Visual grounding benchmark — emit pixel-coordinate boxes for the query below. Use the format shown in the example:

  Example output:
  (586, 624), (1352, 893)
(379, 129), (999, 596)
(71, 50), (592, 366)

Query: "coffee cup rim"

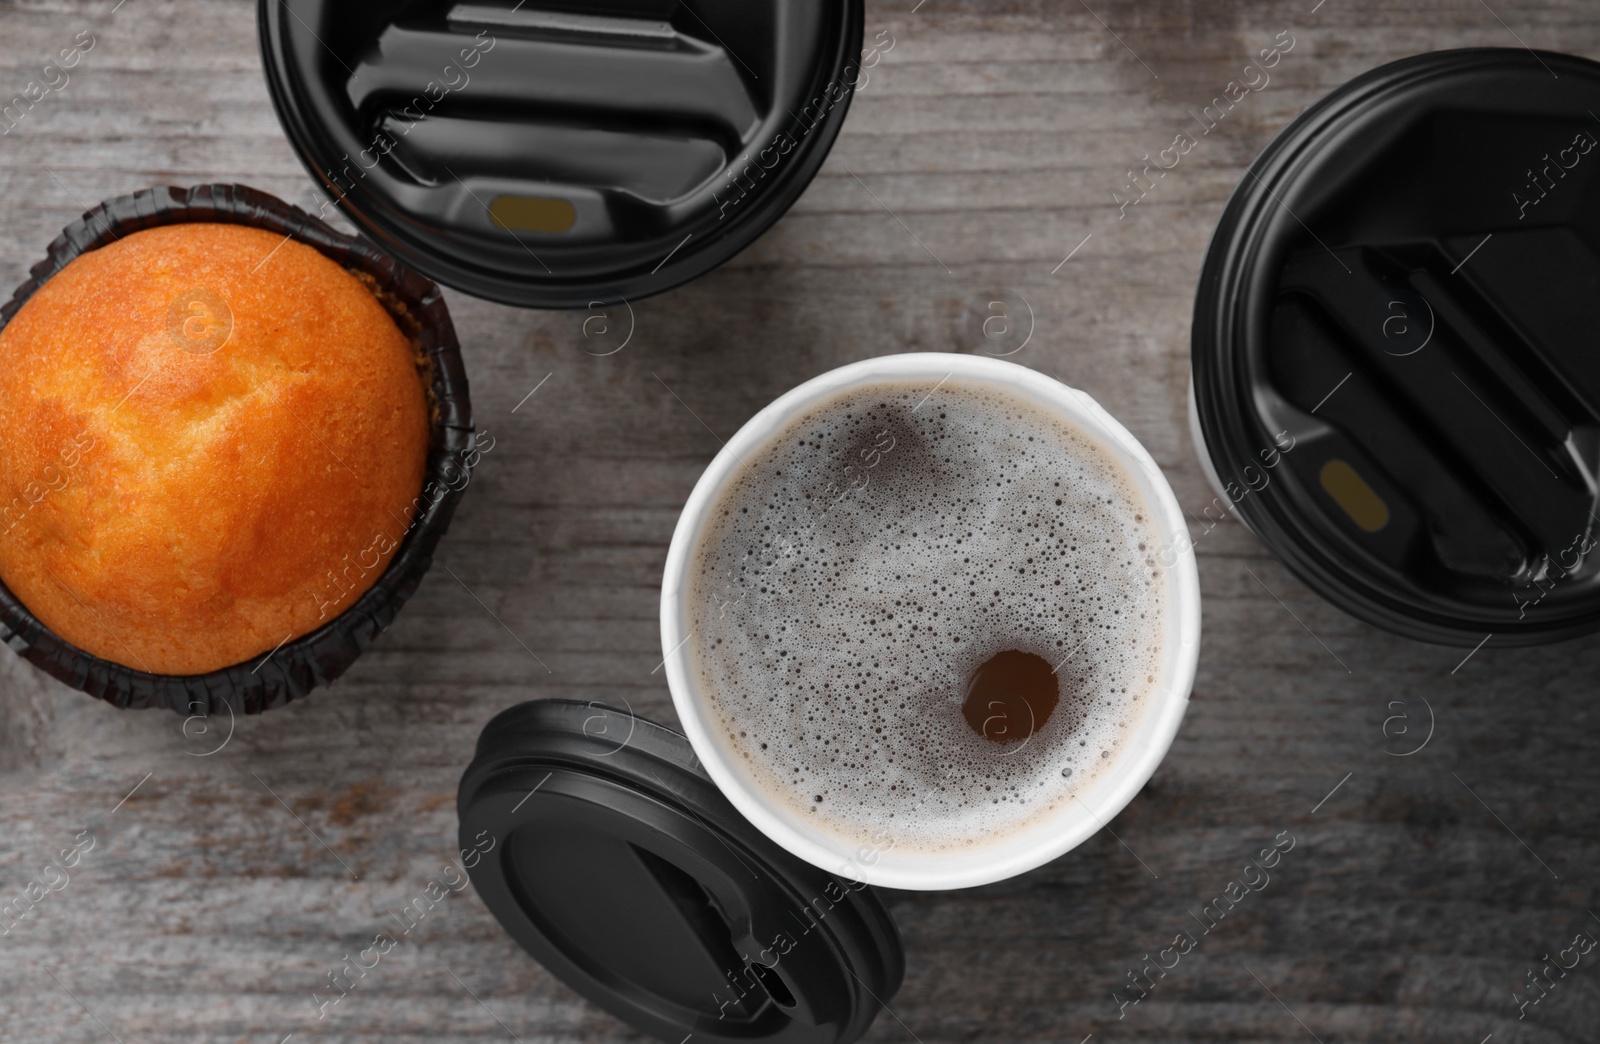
(661, 352), (1201, 890)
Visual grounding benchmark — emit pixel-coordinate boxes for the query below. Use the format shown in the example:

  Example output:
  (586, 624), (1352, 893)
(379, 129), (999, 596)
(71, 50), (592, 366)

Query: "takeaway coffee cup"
(660, 353), (1202, 890)
(260, 0), (866, 308)
(1190, 48), (1600, 646)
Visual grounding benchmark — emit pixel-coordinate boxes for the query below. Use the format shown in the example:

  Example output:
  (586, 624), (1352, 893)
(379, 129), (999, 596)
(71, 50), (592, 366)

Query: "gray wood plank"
(2, 1), (1598, 1042)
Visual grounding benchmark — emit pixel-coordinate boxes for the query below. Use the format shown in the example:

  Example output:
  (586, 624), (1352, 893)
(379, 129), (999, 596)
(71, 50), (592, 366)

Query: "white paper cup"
(661, 353), (1201, 890)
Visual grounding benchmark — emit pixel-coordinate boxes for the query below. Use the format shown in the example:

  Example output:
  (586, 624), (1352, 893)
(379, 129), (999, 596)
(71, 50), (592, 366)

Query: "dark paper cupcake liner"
(0, 184), (475, 716)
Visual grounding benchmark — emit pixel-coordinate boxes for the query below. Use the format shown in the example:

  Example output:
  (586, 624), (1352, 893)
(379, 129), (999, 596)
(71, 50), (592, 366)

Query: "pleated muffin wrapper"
(0, 184), (475, 715)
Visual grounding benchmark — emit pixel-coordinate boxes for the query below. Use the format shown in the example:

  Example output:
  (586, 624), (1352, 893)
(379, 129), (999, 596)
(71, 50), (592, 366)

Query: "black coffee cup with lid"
(259, 0), (865, 308)
(1191, 48), (1600, 646)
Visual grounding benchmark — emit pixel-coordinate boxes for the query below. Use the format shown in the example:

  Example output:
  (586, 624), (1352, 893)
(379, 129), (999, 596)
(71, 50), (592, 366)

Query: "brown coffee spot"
(962, 650), (1058, 745)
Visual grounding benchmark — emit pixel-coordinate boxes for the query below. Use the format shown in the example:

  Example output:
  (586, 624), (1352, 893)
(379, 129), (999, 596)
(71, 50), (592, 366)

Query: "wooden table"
(2, 1), (1598, 1041)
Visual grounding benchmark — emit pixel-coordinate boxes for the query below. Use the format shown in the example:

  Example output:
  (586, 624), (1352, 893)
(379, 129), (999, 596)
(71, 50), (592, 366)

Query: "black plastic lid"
(258, 0), (864, 309)
(457, 700), (904, 1044)
(1193, 49), (1600, 646)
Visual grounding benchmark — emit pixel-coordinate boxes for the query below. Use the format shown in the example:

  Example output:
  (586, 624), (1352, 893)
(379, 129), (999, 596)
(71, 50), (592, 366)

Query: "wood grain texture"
(2, 1), (1599, 1041)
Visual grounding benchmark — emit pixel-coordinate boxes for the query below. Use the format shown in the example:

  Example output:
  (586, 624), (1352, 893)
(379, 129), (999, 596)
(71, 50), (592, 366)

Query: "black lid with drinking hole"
(457, 700), (904, 1044)
(1192, 48), (1600, 646)
(258, 0), (863, 309)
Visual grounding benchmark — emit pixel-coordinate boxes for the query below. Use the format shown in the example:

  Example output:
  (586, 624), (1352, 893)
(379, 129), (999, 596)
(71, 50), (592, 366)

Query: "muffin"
(0, 199), (453, 689)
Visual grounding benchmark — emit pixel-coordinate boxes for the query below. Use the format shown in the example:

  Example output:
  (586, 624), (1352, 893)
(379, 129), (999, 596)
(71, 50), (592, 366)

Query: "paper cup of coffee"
(662, 353), (1200, 890)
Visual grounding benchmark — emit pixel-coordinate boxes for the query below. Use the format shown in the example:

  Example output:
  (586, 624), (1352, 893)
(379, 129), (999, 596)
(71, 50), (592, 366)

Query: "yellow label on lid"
(1319, 458), (1390, 533)
(489, 196), (577, 234)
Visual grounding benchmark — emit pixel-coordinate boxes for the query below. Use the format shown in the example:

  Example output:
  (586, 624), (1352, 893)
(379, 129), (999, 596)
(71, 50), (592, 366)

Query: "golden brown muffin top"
(0, 222), (430, 675)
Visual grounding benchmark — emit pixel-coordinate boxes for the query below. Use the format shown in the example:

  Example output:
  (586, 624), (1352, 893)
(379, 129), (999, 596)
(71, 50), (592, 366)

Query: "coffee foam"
(686, 376), (1168, 853)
